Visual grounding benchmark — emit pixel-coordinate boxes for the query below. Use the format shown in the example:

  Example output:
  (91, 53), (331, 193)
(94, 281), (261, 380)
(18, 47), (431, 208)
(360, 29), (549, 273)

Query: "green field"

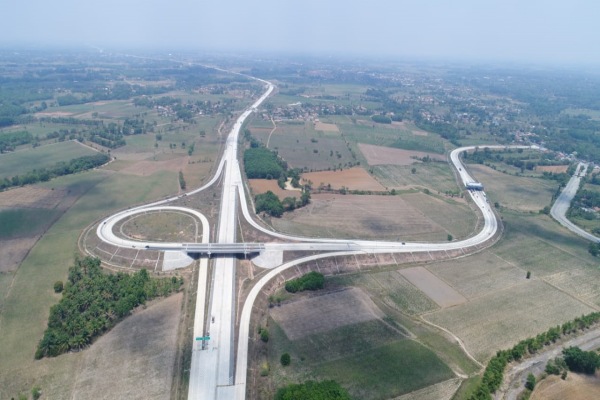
(372, 162), (461, 194)
(267, 317), (453, 400)
(0, 208), (62, 239)
(316, 341), (454, 400)
(0, 141), (97, 179)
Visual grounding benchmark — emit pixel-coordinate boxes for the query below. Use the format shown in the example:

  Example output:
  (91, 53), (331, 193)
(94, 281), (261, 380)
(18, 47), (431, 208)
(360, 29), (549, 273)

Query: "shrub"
(285, 271), (324, 293)
(280, 353), (291, 366)
(53, 281), (63, 293)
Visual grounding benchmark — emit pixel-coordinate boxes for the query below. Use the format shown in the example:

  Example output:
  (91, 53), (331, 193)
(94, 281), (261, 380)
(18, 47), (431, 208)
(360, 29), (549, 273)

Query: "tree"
(411, 167), (417, 174)
(447, 234), (453, 241)
(526, 271), (531, 279)
(525, 373), (536, 391)
(255, 191), (284, 217)
(562, 346), (600, 374)
(259, 327), (269, 343)
(53, 281), (64, 293)
(280, 353), (291, 366)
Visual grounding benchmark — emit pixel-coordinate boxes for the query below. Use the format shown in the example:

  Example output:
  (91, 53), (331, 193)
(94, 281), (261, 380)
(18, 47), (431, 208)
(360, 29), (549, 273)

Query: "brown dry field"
(531, 372), (600, 400)
(71, 293), (182, 400)
(271, 192), (474, 241)
(314, 121), (339, 132)
(269, 287), (383, 340)
(301, 167), (386, 191)
(424, 280), (595, 361)
(271, 193), (441, 240)
(399, 267), (467, 308)
(536, 165), (569, 173)
(0, 186), (67, 209)
(35, 111), (74, 117)
(119, 157), (188, 176)
(426, 250), (526, 300)
(358, 143), (446, 166)
(248, 179), (301, 199)
(395, 378), (461, 400)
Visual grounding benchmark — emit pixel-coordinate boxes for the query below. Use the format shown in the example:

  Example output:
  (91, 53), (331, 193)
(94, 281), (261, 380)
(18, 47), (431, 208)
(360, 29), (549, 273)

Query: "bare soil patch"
(399, 267), (467, 308)
(358, 143), (446, 166)
(35, 111), (74, 117)
(119, 157), (187, 176)
(531, 372), (600, 400)
(71, 293), (183, 400)
(0, 186), (67, 209)
(314, 121), (339, 132)
(248, 179), (301, 199)
(536, 165), (569, 173)
(302, 167), (385, 191)
(270, 287), (383, 340)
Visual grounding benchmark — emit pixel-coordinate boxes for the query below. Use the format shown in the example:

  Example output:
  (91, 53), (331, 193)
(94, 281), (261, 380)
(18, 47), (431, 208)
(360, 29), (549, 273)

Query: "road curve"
(550, 162), (600, 243)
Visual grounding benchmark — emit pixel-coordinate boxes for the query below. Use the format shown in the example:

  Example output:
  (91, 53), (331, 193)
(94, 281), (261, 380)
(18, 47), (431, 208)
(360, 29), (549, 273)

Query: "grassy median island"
(35, 256), (182, 359)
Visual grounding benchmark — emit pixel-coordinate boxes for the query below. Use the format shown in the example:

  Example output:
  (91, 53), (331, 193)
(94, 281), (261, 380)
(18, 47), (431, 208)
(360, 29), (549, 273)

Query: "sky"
(2, 0), (600, 65)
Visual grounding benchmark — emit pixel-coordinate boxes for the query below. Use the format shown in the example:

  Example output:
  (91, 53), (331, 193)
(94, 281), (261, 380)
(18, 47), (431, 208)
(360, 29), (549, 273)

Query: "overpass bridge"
(145, 242), (266, 256)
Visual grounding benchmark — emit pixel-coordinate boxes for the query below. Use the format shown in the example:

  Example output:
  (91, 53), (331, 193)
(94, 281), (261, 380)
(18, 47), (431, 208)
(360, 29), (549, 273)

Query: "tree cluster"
(243, 147), (286, 179)
(274, 380), (350, 400)
(562, 346), (600, 374)
(0, 153), (110, 191)
(0, 130), (33, 153)
(285, 271), (325, 293)
(35, 257), (182, 359)
(371, 114), (392, 124)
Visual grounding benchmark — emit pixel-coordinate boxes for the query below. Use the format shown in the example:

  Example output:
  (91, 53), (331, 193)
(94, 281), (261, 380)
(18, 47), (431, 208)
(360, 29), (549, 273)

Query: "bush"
(53, 281), (63, 293)
(525, 373), (536, 391)
(280, 353), (291, 366)
(285, 271), (325, 293)
(275, 380), (350, 400)
(259, 327), (269, 343)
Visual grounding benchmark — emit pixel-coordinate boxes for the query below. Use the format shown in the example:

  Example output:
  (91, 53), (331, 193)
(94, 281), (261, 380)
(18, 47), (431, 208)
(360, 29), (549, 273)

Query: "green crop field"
(266, 317), (454, 400)
(0, 208), (62, 239)
(315, 340), (454, 400)
(0, 141), (97, 179)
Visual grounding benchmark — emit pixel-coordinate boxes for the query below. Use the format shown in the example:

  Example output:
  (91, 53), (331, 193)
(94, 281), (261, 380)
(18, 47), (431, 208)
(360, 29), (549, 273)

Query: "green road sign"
(195, 336), (210, 341)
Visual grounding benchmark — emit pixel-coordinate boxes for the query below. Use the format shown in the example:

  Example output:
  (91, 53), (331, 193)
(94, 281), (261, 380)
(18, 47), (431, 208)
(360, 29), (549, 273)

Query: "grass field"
(372, 162), (461, 193)
(315, 340), (454, 400)
(270, 192), (476, 241)
(0, 140), (98, 179)
(467, 164), (557, 211)
(0, 167), (182, 398)
(267, 315), (453, 400)
(247, 120), (355, 171)
(120, 211), (200, 243)
(424, 280), (594, 361)
(0, 208), (62, 239)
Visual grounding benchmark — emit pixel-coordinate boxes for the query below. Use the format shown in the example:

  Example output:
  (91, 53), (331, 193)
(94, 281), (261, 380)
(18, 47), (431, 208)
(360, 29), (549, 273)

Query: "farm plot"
(358, 143), (445, 166)
(427, 250), (526, 299)
(314, 121), (339, 132)
(248, 179), (301, 199)
(0, 140), (97, 179)
(315, 340), (454, 400)
(272, 192), (475, 241)
(271, 193), (471, 241)
(269, 287), (382, 340)
(330, 271), (439, 315)
(338, 118), (448, 154)
(372, 162), (461, 193)
(247, 121), (355, 171)
(467, 164), (556, 211)
(301, 167), (385, 191)
(71, 293), (183, 400)
(536, 165), (569, 173)
(424, 280), (594, 362)
(398, 267), (467, 308)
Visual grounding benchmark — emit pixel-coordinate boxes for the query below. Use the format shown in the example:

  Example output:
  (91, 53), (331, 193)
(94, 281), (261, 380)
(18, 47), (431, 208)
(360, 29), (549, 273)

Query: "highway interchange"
(94, 71), (590, 399)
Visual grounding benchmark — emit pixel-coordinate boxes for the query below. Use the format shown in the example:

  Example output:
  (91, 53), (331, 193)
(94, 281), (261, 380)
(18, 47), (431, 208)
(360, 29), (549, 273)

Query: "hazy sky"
(2, 0), (599, 64)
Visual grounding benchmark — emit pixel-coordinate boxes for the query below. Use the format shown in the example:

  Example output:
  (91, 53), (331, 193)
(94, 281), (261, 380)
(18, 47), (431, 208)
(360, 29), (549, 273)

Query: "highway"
(93, 69), (541, 399)
(550, 162), (600, 242)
